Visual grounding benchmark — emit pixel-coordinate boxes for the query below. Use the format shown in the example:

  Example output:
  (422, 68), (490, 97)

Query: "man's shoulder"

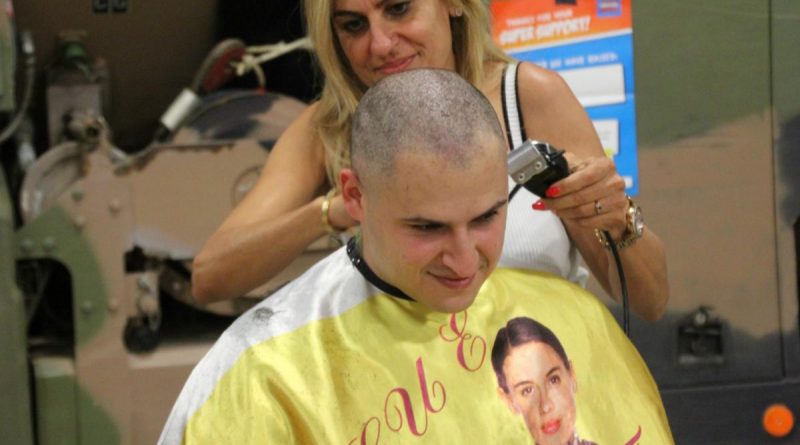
(196, 246), (371, 384)
(158, 247), (372, 444)
(228, 246), (369, 340)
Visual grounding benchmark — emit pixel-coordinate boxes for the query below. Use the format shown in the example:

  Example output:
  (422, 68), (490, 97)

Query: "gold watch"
(595, 196), (644, 249)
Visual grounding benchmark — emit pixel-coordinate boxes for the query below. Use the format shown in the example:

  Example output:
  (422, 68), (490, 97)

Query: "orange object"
(763, 403), (795, 438)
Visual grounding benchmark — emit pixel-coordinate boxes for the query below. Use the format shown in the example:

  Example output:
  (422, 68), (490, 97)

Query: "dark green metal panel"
(76, 386), (122, 445)
(629, 1), (800, 442)
(16, 205), (122, 443)
(33, 357), (79, 445)
(0, 170), (34, 444)
(15, 205), (109, 347)
(634, 1), (771, 146)
(772, 0), (800, 123)
(772, 0), (800, 376)
(32, 356), (121, 445)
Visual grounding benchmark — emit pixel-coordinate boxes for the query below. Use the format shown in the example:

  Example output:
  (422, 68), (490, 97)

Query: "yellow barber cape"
(159, 250), (673, 444)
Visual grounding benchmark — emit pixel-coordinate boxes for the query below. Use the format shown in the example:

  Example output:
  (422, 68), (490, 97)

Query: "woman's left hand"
(513, 62), (668, 321)
(534, 154), (628, 240)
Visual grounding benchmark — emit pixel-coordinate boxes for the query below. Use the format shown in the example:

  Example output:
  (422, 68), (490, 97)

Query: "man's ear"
(340, 168), (365, 222)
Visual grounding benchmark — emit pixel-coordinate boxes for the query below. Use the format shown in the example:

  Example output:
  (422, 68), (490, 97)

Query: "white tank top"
(498, 62), (589, 286)
(499, 176), (588, 285)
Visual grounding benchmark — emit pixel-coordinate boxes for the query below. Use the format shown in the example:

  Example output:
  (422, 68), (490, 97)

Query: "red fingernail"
(532, 200), (546, 210)
(545, 186), (560, 198)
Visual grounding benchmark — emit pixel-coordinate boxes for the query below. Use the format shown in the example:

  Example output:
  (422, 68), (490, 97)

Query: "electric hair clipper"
(507, 140), (569, 197)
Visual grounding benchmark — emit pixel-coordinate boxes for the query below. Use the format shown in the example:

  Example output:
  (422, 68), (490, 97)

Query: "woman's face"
(501, 341), (578, 445)
(331, 0), (457, 87)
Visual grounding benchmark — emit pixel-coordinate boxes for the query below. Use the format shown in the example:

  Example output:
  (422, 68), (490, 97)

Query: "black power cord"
(508, 140), (631, 337)
(602, 230), (630, 337)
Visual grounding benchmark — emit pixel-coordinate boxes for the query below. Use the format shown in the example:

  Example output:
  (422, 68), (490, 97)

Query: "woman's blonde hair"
(304, 0), (510, 186)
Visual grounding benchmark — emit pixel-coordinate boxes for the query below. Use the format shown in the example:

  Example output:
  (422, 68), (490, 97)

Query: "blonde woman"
(191, 0), (668, 321)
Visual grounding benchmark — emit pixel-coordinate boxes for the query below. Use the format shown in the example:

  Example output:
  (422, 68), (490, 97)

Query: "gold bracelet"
(594, 229), (615, 249)
(594, 196), (644, 250)
(321, 189), (343, 235)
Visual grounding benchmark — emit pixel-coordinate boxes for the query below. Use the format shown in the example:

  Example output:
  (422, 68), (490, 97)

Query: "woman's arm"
(516, 62), (669, 321)
(191, 103), (356, 303)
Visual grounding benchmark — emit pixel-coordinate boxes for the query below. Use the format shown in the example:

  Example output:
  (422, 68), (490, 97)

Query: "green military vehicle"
(2, 1), (800, 444)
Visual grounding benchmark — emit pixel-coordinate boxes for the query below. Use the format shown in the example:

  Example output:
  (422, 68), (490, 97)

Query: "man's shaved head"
(340, 69), (510, 313)
(350, 69), (506, 186)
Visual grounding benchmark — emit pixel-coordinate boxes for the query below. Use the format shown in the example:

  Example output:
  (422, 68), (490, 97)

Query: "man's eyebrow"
(473, 199), (508, 221)
(401, 216), (443, 225)
(401, 199), (508, 225)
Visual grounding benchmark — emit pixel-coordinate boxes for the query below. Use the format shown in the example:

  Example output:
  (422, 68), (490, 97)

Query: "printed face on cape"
(501, 341), (579, 445)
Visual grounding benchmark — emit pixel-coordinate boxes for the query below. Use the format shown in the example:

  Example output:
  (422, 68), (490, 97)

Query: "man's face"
(346, 140), (508, 313)
(501, 341), (577, 445)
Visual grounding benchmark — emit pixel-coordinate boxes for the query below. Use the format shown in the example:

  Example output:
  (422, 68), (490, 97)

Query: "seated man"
(159, 69), (673, 444)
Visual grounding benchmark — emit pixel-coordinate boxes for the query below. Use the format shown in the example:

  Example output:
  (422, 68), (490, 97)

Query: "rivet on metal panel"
(81, 301), (95, 314)
(692, 310), (708, 327)
(19, 238), (34, 253)
(108, 199), (121, 214)
(172, 281), (183, 293)
(71, 189), (84, 202)
(42, 237), (56, 252)
(137, 276), (153, 293)
(138, 295), (159, 315)
(73, 215), (87, 229)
